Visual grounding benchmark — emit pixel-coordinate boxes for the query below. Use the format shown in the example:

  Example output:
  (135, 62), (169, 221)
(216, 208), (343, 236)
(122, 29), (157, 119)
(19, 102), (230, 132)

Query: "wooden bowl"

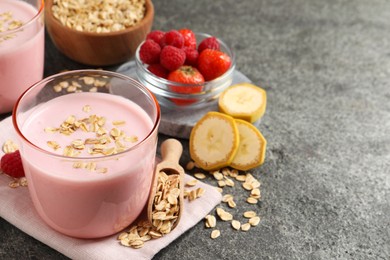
(45, 0), (154, 66)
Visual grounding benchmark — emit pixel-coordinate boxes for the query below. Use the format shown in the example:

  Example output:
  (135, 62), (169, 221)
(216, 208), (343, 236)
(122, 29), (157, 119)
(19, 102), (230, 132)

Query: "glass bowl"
(135, 33), (236, 109)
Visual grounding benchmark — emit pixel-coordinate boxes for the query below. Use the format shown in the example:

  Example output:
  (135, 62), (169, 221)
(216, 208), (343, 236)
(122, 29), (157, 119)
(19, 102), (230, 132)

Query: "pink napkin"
(0, 116), (222, 259)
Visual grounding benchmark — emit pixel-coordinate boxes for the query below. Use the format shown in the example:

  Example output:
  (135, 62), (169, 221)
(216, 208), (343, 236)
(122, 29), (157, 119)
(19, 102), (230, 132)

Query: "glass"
(0, 0), (45, 114)
(13, 70), (161, 238)
(134, 33), (236, 109)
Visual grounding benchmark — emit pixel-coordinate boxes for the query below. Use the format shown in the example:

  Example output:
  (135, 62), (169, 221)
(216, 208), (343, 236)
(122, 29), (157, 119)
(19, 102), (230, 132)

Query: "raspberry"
(160, 46), (186, 71)
(183, 47), (199, 66)
(146, 30), (165, 44)
(160, 30), (184, 48)
(139, 40), (161, 64)
(198, 36), (220, 53)
(1, 150), (25, 178)
(147, 64), (168, 79)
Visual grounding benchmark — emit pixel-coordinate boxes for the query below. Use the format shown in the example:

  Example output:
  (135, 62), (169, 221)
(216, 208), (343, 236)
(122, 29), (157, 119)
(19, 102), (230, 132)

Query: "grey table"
(1, 0), (389, 259)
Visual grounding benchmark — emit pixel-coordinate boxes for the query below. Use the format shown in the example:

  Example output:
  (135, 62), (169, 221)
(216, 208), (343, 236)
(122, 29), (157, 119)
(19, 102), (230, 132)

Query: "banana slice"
(190, 111), (239, 171)
(230, 119), (267, 171)
(218, 83), (267, 123)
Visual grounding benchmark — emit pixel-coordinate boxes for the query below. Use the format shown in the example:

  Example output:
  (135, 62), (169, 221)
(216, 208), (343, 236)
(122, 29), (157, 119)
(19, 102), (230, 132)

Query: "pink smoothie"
(20, 92), (157, 238)
(0, 0), (44, 114)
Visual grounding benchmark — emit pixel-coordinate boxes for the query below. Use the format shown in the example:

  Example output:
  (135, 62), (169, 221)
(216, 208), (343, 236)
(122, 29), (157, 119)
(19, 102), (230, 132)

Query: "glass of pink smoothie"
(13, 70), (161, 238)
(0, 0), (45, 114)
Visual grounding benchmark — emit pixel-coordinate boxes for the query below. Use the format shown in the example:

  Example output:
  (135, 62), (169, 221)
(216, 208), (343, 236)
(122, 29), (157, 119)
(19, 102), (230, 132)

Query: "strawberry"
(197, 49), (231, 81)
(167, 65), (204, 105)
(178, 28), (197, 49)
(1, 150), (25, 178)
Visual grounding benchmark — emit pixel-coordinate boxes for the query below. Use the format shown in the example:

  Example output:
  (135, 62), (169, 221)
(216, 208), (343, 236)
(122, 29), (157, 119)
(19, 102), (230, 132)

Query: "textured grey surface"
(1, 0), (390, 259)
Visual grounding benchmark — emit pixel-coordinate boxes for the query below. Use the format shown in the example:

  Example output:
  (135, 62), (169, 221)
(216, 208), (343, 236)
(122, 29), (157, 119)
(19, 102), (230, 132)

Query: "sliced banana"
(189, 111), (239, 171)
(218, 83), (267, 123)
(230, 119), (267, 171)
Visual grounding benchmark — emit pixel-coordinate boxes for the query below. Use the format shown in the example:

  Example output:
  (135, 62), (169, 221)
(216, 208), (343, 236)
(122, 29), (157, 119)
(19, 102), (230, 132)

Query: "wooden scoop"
(147, 138), (185, 231)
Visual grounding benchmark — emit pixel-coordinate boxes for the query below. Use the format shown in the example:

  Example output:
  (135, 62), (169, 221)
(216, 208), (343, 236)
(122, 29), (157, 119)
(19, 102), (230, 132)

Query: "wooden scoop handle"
(161, 138), (183, 164)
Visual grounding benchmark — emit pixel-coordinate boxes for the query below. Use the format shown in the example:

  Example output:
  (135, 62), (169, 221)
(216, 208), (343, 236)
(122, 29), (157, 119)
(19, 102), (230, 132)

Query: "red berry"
(197, 49), (231, 81)
(139, 40), (161, 64)
(1, 150), (25, 178)
(146, 30), (165, 44)
(178, 28), (197, 49)
(167, 65), (204, 105)
(183, 47), (199, 66)
(160, 30), (184, 48)
(160, 46), (186, 71)
(198, 36), (220, 53)
(147, 64), (168, 79)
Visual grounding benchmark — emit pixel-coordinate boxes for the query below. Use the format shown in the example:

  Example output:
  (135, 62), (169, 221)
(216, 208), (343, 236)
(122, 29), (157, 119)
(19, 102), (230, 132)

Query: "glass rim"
(12, 69), (161, 161)
(0, 0), (45, 36)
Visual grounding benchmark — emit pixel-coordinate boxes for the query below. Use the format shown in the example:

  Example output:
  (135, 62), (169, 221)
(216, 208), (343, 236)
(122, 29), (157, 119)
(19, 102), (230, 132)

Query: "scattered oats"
(205, 215), (216, 228)
(47, 140), (61, 150)
(188, 189), (197, 201)
(53, 84), (62, 92)
(89, 87), (98, 92)
(212, 171), (224, 181)
(186, 161), (195, 170)
(246, 197), (258, 204)
(82, 105), (91, 112)
(251, 188), (261, 199)
(227, 199), (236, 208)
(216, 208), (233, 221)
(235, 175), (247, 182)
(217, 180), (226, 187)
(82, 76), (95, 85)
(243, 211), (257, 218)
(211, 229), (220, 239)
(96, 167), (108, 174)
(19, 177), (28, 187)
(222, 194), (233, 203)
(71, 139), (85, 149)
(72, 162), (85, 169)
(196, 187), (205, 198)
(215, 187), (223, 193)
(185, 179), (198, 187)
(112, 120), (126, 126)
(221, 168), (230, 176)
(229, 168), (239, 177)
(85, 162), (97, 171)
(231, 220), (241, 230)
(94, 79), (107, 87)
(8, 180), (20, 188)
(224, 177), (235, 187)
(194, 172), (206, 179)
(2, 140), (19, 154)
(249, 216), (261, 226)
(67, 85), (77, 92)
(124, 135), (138, 143)
(241, 223), (251, 232)
(242, 182), (253, 191)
